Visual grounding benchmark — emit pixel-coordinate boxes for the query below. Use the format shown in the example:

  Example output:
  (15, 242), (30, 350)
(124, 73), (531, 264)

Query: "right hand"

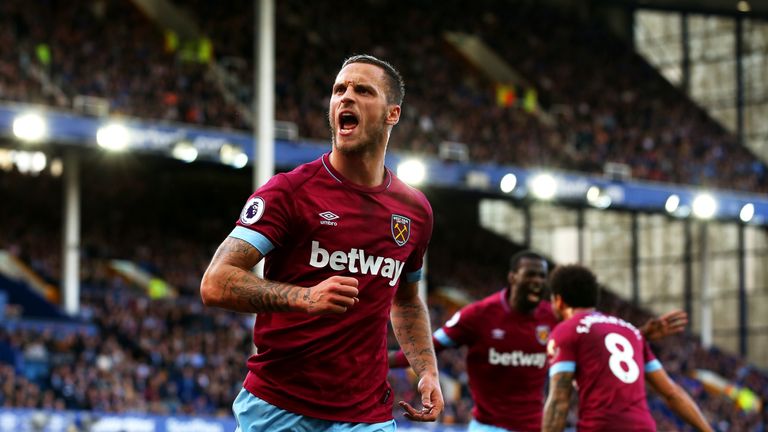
(398, 373), (444, 422)
(300, 276), (359, 315)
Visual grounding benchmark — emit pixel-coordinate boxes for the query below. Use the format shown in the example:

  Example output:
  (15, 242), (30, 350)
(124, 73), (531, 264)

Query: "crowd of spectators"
(171, 0), (768, 194)
(1, 0), (766, 195)
(2, 163), (767, 430)
(2, 0), (245, 128)
(2, 0), (768, 427)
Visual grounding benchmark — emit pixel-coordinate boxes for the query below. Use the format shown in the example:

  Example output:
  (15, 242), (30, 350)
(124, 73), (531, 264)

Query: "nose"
(339, 86), (355, 103)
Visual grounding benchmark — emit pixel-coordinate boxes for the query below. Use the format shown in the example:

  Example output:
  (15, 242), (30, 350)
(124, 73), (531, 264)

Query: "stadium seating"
(1, 162), (767, 428)
(2, 0), (767, 429)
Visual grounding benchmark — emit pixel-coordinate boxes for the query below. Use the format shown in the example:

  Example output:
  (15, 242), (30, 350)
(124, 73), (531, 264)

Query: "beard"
(329, 110), (389, 156)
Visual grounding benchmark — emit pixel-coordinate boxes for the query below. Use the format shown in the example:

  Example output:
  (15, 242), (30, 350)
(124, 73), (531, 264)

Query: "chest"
(291, 189), (422, 262)
(475, 315), (553, 353)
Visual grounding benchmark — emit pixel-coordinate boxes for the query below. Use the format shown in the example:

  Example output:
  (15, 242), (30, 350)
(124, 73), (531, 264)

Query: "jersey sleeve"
(229, 174), (294, 255)
(642, 340), (662, 373)
(436, 304), (477, 348)
(547, 324), (577, 377)
(402, 197), (434, 283)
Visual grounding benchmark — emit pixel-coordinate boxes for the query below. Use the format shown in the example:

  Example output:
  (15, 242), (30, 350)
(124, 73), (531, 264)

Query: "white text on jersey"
(576, 313), (642, 340)
(309, 241), (405, 287)
(488, 347), (547, 368)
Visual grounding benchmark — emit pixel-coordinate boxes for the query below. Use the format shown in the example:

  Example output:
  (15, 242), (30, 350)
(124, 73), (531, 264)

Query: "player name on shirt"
(575, 314), (642, 339)
(309, 241), (405, 287)
(488, 347), (547, 368)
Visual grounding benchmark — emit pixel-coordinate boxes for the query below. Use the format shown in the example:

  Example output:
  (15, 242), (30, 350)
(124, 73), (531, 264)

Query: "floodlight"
(740, 203), (755, 223)
(692, 193), (717, 219)
(219, 144), (248, 168)
(13, 113), (47, 143)
(499, 173), (517, 193)
(738, 1), (751, 12)
(586, 186), (611, 209)
(397, 159), (426, 186)
(97, 124), (130, 151)
(50, 158), (63, 177)
(30, 152), (47, 174)
(12, 151), (45, 174)
(529, 173), (557, 200)
(232, 153), (249, 169)
(172, 142), (198, 163)
(665, 195), (680, 213)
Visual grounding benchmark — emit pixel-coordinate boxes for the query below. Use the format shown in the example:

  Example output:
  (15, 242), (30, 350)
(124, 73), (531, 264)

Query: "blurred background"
(0, 0), (767, 430)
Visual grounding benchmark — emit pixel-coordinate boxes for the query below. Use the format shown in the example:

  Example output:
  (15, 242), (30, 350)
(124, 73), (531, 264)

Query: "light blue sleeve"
(549, 361), (576, 377)
(645, 359), (663, 373)
(229, 226), (275, 255)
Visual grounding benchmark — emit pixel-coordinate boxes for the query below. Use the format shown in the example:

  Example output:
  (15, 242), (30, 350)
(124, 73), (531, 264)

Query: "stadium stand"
(3, 0), (766, 192)
(2, 0), (767, 430)
(1, 160), (767, 429)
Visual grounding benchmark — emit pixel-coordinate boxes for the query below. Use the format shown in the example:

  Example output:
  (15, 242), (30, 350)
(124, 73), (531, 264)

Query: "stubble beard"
(329, 112), (388, 156)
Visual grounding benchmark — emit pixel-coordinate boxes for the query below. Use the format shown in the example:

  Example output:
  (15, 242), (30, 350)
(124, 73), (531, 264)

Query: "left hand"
(641, 309), (688, 341)
(398, 373), (444, 422)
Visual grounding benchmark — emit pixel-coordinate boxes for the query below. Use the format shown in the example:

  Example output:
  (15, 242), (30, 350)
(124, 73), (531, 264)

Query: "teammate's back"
(548, 311), (657, 431)
(544, 264), (713, 432)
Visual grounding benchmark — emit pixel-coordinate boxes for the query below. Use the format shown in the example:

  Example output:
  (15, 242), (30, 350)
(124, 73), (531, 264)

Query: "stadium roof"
(600, 0), (768, 18)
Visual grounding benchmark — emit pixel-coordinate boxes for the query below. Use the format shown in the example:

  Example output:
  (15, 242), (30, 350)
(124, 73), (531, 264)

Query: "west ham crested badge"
(391, 214), (411, 246)
(536, 325), (551, 346)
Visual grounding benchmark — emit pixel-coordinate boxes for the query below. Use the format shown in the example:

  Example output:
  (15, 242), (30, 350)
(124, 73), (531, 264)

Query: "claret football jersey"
(230, 152), (433, 423)
(436, 289), (557, 432)
(548, 311), (660, 431)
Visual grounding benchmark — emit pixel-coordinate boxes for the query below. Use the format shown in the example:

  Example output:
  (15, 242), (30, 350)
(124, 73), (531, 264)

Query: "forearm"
(201, 263), (307, 313)
(390, 296), (438, 378)
(390, 336), (444, 368)
(542, 373), (573, 432)
(663, 385), (713, 432)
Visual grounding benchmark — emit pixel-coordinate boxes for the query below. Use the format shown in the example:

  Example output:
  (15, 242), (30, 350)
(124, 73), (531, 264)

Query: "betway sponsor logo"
(309, 241), (405, 287)
(488, 347), (547, 368)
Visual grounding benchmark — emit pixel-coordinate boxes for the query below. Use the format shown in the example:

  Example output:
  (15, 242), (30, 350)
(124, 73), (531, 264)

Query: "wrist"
(418, 367), (439, 379)
(291, 286), (311, 313)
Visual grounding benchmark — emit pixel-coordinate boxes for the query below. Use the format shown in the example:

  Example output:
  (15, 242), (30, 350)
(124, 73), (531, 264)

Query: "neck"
(329, 148), (386, 187)
(563, 306), (595, 320)
(506, 288), (531, 314)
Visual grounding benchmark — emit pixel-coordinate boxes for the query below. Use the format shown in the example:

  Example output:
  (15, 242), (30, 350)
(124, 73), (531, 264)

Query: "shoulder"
(276, 158), (325, 190)
(535, 300), (558, 324)
(389, 173), (433, 217)
(550, 316), (577, 339)
(461, 290), (504, 320)
(447, 297), (486, 327)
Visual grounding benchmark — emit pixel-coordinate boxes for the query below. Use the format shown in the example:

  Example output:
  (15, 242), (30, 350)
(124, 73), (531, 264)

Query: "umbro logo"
(319, 211), (339, 226)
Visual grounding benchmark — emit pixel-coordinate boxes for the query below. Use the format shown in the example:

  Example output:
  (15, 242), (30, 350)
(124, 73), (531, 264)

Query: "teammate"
(389, 251), (687, 432)
(200, 54), (443, 431)
(543, 264), (712, 432)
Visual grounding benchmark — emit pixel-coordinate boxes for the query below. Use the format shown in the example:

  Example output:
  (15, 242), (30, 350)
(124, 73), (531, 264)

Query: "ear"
(385, 104), (401, 126)
(552, 294), (563, 311)
(507, 270), (516, 286)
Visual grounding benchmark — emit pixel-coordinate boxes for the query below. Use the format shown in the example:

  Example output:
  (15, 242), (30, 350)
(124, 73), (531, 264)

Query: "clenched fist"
(299, 276), (359, 314)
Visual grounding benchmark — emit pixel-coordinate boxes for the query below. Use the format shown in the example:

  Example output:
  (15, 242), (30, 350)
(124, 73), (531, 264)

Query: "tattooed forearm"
(391, 292), (437, 377)
(542, 372), (574, 432)
(223, 269), (303, 312)
(201, 237), (306, 313)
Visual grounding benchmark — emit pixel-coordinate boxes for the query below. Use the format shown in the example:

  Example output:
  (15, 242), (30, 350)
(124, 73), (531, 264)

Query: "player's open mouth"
(527, 288), (542, 302)
(338, 111), (359, 136)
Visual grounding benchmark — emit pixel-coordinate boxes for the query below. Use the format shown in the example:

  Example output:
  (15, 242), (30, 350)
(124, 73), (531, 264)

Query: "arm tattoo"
(391, 294), (436, 377)
(542, 372), (574, 432)
(223, 270), (298, 312)
(207, 238), (304, 313)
